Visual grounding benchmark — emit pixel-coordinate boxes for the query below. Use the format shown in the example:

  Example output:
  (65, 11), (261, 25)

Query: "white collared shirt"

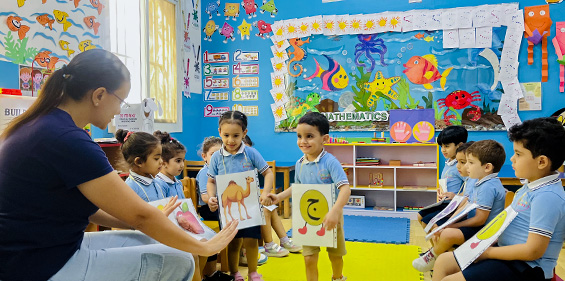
(129, 170), (153, 185)
(300, 149), (327, 164)
(526, 172), (561, 191)
(475, 173), (499, 186)
(156, 172), (177, 184)
(220, 142), (246, 156)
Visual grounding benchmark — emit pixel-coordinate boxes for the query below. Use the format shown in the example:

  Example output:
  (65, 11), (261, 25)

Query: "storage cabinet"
(324, 143), (439, 218)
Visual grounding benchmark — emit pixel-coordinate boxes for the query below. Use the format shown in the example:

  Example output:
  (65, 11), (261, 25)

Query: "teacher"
(0, 49), (238, 281)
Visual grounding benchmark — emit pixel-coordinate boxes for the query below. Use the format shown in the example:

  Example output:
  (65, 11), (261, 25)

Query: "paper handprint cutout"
(524, 5), (552, 82)
(413, 121), (435, 142)
(390, 121), (412, 142)
(553, 22), (565, 92)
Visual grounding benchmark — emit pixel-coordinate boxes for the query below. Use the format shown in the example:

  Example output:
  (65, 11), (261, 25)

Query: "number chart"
(233, 75), (259, 88)
(232, 88), (259, 101)
(204, 77), (229, 89)
(203, 51), (229, 63)
(232, 104), (259, 116)
(233, 63), (259, 75)
(233, 49), (259, 62)
(204, 64), (229, 76)
(204, 90), (230, 101)
(204, 104), (230, 117)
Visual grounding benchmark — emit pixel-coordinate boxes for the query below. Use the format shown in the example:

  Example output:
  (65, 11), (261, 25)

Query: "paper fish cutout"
(6, 16), (30, 40)
(553, 22), (565, 92)
(83, 16), (100, 35)
(59, 40), (76, 57)
(34, 51), (59, 69)
(53, 10), (72, 32)
(74, 0), (82, 8)
(403, 54), (453, 90)
(78, 39), (96, 52)
(524, 5), (552, 82)
(17, 0), (25, 7)
(36, 14), (55, 30)
(90, 0), (105, 15)
(304, 55), (349, 92)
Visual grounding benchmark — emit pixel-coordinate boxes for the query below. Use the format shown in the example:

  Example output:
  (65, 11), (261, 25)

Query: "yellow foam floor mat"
(258, 242), (424, 281)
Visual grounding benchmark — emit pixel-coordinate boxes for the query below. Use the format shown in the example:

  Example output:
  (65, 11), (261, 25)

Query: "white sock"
(265, 241), (276, 248)
(280, 236), (290, 244)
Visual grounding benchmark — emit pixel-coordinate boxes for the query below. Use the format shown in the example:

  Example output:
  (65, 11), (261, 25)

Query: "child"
(417, 126), (468, 229)
(269, 112), (351, 281)
(154, 131), (186, 198)
(433, 118), (565, 281)
(116, 129), (167, 202)
(413, 140), (506, 272)
(242, 135), (302, 257)
(206, 111), (275, 281)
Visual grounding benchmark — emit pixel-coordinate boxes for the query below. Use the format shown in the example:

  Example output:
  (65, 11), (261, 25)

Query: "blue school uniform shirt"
(0, 108), (114, 280)
(466, 173), (505, 223)
(196, 164), (209, 206)
(207, 143), (269, 180)
(441, 158), (465, 193)
(294, 150), (349, 193)
(462, 177), (478, 199)
(498, 173), (565, 279)
(125, 171), (167, 202)
(156, 172), (185, 199)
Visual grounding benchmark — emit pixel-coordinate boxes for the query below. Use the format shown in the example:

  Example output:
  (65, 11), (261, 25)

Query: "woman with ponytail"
(0, 49), (237, 281)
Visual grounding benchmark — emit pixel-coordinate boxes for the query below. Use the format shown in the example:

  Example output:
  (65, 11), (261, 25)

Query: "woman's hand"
(203, 220), (239, 256)
(161, 196), (181, 216)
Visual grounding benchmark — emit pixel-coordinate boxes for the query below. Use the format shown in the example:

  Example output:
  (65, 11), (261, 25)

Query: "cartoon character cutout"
(20, 67), (32, 90)
(259, 0), (277, 17)
(304, 55), (349, 92)
(36, 14), (55, 30)
(403, 54), (453, 90)
(237, 19), (252, 40)
(553, 22), (565, 92)
(34, 51), (59, 70)
(224, 3), (240, 21)
(298, 190), (329, 236)
(219, 22), (235, 43)
(78, 40), (96, 52)
(59, 40), (76, 57)
(90, 0), (105, 15)
(205, 0), (221, 19)
(31, 69), (43, 92)
(524, 5), (552, 82)
(84, 16), (101, 35)
(241, 0), (258, 18)
(253, 20), (271, 39)
(203, 20), (219, 41)
(221, 177), (255, 222)
(6, 16), (30, 40)
(53, 10), (72, 32)
(437, 90), (482, 125)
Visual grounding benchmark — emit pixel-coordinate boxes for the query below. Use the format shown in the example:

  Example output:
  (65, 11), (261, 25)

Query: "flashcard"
(458, 28), (476, 49)
(456, 7), (474, 29)
(204, 77), (229, 89)
(401, 12), (414, 32)
(388, 13), (403, 32)
(271, 103), (288, 122)
(270, 88), (290, 105)
(271, 46), (289, 62)
(310, 16), (324, 34)
(335, 14), (350, 35)
(427, 9), (443, 31)
(270, 58), (288, 75)
(233, 76), (259, 87)
(232, 88), (259, 101)
(233, 104), (259, 116)
(291, 184), (337, 248)
(297, 17), (313, 37)
(426, 203), (479, 240)
(443, 29), (460, 49)
(284, 19), (299, 39)
(271, 73), (286, 89)
(148, 198), (217, 241)
(501, 111), (522, 129)
(204, 90), (230, 101)
(361, 14), (378, 34)
(375, 13), (391, 33)
(270, 21), (285, 42)
(216, 170), (265, 230)
(203, 51), (229, 63)
(271, 37), (290, 52)
(412, 10), (431, 31)
(204, 104), (230, 117)
(233, 49), (259, 61)
(233, 63), (259, 75)
(203, 64), (229, 76)
(473, 5), (490, 28)
(441, 8), (458, 30)
(475, 26), (493, 48)
(322, 15), (337, 35)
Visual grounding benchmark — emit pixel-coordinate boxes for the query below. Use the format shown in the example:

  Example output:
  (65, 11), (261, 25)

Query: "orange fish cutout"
(6, 16), (30, 40)
(83, 16), (100, 35)
(414, 32), (425, 40)
(74, 0), (82, 8)
(42, 0), (46, 3)
(34, 51), (59, 69)
(36, 14), (55, 30)
(403, 54), (453, 90)
(90, 0), (105, 15)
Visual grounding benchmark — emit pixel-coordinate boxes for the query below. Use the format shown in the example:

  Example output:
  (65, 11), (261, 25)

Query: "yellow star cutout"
(363, 71), (401, 100)
(238, 19), (252, 40)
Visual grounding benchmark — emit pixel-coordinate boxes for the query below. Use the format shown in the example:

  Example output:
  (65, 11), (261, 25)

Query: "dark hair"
(219, 110), (247, 131)
(508, 117), (565, 171)
(298, 112), (329, 135)
(243, 135), (253, 147)
(153, 131), (185, 162)
(116, 129), (159, 167)
(466, 140), (506, 173)
(456, 141), (475, 154)
(437, 125), (468, 145)
(1, 49), (129, 140)
(198, 136), (223, 156)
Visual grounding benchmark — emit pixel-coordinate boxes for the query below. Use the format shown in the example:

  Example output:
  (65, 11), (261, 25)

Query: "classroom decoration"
(268, 3), (526, 131)
(389, 109), (434, 143)
(524, 5), (551, 83)
(182, 0), (202, 95)
(0, 1), (108, 68)
(0, 94), (35, 134)
(148, 198), (217, 241)
(291, 184), (337, 248)
(552, 22), (565, 92)
(518, 82), (542, 111)
(114, 98), (162, 133)
(215, 170), (265, 230)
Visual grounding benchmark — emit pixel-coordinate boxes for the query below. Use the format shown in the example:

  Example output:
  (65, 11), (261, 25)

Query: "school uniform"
(419, 175), (471, 225)
(442, 158), (466, 193)
(125, 171), (167, 202)
(463, 173), (565, 281)
(208, 143), (269, 239)
(294, 149), (348, 257)
(156, 172), (185, 199)
(197, 165), (220, 221)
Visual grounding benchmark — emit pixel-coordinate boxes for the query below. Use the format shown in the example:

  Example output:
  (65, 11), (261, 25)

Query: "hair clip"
(124, 131), (134, 142)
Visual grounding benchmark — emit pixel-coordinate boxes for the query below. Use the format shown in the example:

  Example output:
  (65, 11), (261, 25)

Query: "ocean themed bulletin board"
(0, 0), (108, 95)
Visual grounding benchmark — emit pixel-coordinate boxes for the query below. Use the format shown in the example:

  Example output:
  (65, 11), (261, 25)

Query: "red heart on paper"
(316, 227), (325, 236)
(298, 225), (307, 235)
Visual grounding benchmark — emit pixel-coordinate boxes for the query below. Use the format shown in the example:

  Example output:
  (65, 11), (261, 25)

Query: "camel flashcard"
(292, 184), (337, 248)
(215, 169), (265, 230)
(148, 198), (217, 241)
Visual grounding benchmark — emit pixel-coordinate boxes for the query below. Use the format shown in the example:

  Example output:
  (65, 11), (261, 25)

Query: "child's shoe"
(412, 248), (436, 272)
(264, 243), (289, 257)
(281, 239), (302, 252)
(258, 246), (265, 253)
(258, 252), (268, 265)
(248, 272), (264, 281)
(332, 276), (347, 281)
(204, 271), (234, 281)
(239, 249), (268, 266)
(232, 272), (245, 281)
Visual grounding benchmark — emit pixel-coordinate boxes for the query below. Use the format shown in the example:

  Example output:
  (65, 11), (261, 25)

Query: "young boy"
(417, 126), (468, 228)
(269, 112), (351, 281)
(432, 118), (565, 281)
(413, 140), (506, 272)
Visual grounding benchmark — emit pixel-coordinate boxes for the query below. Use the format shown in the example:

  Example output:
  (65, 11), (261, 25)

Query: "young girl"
(116, 129), (167, 202)
(154, 131), (186, 198)
(207, 111), (274, 281)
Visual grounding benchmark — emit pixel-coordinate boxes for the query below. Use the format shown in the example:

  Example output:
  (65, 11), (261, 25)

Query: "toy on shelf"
(328, 136), (348, 144)
(389, 160), (401, 166)
(356, 157), (381, 166)
(412, 161), (437, 167)
(369, 172), (384, 188)
(371, 132), (390, 143)
(345, 195), (365, 208)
